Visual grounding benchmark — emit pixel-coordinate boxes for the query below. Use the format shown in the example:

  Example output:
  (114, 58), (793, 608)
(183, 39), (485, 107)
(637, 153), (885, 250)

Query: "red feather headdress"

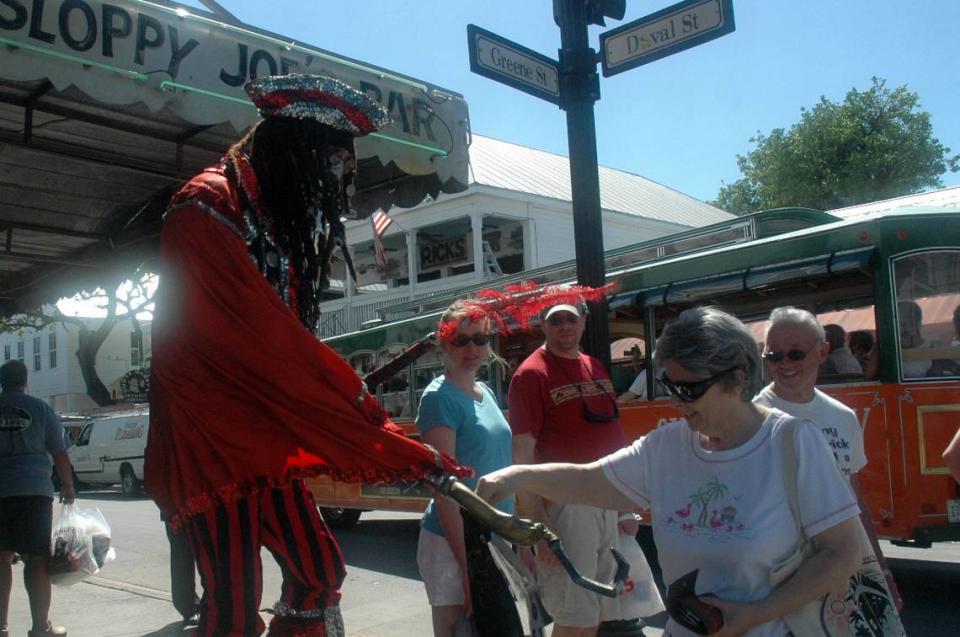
(436, 281), (616, 342)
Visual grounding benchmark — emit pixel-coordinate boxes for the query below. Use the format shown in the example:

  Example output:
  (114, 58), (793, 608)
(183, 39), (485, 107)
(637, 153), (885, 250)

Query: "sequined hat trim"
(244, 74), (390, 135)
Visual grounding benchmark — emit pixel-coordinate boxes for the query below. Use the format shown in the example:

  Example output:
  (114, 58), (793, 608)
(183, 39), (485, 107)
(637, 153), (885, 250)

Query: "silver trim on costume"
(356, 382), (369, 410)
(271, 603), (344, 636)
(165, 200), (244, 240)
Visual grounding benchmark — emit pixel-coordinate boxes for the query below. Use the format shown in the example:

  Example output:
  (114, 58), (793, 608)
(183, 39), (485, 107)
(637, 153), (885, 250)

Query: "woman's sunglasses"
(450, 333), (490, 348)
(658, 368), (738, 403)
(761, 348), (810, 363)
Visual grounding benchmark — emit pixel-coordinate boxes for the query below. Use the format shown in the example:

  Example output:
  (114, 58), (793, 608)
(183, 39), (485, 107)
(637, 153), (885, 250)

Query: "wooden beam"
(0, 250), (102, 268)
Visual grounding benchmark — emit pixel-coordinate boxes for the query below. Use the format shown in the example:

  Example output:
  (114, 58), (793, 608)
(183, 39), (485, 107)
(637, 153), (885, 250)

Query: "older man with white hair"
(754, 306), (902, 609)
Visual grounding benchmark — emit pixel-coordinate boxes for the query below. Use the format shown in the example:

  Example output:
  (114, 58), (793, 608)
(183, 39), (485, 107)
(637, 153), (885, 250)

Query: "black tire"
(121, 466), (141, 497)
(318, 507), (362, 530)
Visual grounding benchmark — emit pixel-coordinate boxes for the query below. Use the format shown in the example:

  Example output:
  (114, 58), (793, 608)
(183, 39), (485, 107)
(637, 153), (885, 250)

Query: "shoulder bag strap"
(776, 415), (808, 544)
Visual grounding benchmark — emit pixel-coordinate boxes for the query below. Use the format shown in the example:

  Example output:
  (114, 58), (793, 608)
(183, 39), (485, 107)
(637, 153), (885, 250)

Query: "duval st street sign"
(467, 24), (561, 105)
(600, 0), (735, 76)
(464, 1), (735, 369)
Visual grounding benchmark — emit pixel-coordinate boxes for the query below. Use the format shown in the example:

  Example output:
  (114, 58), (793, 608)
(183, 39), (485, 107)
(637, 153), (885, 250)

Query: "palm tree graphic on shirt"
(690, 477), (729, 528)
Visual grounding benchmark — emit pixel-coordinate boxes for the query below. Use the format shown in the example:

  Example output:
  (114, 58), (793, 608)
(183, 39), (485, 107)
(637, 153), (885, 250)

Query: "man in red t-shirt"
(508, 302), (643, 637)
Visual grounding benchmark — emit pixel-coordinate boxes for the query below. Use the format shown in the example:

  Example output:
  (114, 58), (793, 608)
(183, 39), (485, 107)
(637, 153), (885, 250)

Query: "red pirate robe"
(145, 167), (465, 528)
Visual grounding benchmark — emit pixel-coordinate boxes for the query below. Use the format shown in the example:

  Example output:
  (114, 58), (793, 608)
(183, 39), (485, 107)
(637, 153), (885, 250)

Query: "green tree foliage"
(715, 78), (959, 214)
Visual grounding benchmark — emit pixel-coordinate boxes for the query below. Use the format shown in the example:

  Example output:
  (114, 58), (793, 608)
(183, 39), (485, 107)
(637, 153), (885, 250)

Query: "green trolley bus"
(311, 204), (960, 546)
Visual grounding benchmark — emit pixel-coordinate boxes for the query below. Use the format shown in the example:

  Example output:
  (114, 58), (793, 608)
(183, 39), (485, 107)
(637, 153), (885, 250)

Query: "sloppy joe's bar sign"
(0, 0), (468, 181)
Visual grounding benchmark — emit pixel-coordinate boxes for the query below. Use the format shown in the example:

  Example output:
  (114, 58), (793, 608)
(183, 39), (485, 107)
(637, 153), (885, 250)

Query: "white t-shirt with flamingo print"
(600, 409), (858, 637)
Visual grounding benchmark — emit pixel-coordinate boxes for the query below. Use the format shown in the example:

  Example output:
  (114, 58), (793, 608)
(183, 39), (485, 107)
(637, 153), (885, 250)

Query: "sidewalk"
(6, 563), (666, 637)
(6, 568), (197, 637)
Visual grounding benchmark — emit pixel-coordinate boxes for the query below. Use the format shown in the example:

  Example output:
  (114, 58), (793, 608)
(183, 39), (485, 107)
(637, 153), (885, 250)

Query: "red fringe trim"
(167, 458), (471, 531)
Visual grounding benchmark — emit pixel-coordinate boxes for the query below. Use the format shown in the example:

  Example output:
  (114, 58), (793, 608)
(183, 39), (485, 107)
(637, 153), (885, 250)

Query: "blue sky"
(182, 0), (959, 203)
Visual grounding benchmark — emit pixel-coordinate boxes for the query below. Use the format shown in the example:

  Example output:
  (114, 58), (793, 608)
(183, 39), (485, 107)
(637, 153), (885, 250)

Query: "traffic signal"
(554, 0), (626, 28)
(585, 0), (626, 26)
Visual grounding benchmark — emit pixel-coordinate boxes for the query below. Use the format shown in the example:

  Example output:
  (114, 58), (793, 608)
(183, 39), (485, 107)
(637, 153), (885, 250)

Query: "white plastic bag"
(48, 504), (117, 587)
(612, 528), (665, 619)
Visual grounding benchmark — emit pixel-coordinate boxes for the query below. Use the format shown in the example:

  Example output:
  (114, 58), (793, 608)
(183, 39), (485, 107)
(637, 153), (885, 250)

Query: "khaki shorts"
(416, 527), (466, 607)
(537, 502), (623, 628)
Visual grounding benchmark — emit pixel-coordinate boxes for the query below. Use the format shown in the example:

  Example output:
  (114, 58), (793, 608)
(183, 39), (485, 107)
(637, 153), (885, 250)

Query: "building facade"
(0, 318), (151, 413)
(318, 134), (733, 336)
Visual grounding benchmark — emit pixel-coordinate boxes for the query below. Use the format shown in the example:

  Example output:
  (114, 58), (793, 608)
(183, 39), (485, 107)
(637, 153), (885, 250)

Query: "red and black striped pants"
(183, 479), (346, 637)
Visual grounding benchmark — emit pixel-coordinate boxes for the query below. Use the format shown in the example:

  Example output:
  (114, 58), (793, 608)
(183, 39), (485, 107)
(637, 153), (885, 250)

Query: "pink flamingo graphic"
(675, 502), (692, 518)
(709, 510), (724, 530)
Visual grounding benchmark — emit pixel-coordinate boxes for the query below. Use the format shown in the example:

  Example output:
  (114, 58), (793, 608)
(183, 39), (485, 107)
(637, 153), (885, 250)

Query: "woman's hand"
(476, 466), (523, 504)
(698, 596), (763, 637)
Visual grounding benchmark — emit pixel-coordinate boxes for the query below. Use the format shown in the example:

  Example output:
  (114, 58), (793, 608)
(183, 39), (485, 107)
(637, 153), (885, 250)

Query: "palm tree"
(696, 477), (729, 527)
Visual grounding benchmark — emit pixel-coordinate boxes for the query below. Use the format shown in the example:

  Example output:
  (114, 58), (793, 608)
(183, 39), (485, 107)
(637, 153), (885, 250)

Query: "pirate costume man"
(145, 75), (465, 637)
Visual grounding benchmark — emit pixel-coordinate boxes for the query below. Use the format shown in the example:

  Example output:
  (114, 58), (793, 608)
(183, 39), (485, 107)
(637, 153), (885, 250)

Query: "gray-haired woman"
(478, 306), (861, 637)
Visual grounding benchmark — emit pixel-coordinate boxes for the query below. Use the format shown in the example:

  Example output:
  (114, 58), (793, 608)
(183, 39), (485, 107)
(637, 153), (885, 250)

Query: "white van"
(69, 409), (148, 497)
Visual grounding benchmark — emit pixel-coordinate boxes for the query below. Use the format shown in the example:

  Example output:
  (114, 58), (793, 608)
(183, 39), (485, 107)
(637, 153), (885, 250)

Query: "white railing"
(318, 273), (482, 338)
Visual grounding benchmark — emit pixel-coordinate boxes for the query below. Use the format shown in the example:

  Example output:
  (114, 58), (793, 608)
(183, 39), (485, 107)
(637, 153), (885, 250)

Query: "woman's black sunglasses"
(761, 349), (809, 363)
(658, 368), (739, 403)
(450, 333), (490, 347)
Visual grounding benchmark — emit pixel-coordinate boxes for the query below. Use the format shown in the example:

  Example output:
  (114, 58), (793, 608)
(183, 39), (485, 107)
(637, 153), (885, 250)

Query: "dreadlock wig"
(225, 117), (357, 332)
(223, 73), (391, 332)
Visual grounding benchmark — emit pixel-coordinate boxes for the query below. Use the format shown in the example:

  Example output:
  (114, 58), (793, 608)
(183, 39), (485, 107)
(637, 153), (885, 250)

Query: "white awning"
(0, 0), (469, 213)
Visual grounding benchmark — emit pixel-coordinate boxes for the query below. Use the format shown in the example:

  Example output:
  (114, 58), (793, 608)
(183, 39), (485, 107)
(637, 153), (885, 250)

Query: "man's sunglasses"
(658, 368), (738, 403)
(583, 400), (620, 423)
(761, 349), (810, 363)
(450, 333), (490, 348)
(577, 379), (620, 423)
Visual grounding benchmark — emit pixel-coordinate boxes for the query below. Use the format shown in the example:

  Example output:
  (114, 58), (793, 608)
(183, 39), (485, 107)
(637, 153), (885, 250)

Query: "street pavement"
(5, 494), (666, 637)
(6, 491), (959, 636)
(5, 495), (448, 637)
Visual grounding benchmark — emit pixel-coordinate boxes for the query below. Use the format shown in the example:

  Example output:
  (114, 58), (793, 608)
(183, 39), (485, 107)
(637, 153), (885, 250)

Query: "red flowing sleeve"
(145, 173), (466, 527)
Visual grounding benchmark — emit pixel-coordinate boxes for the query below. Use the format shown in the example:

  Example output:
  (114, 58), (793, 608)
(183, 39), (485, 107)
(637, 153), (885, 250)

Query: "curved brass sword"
(431, 474), (630, 598)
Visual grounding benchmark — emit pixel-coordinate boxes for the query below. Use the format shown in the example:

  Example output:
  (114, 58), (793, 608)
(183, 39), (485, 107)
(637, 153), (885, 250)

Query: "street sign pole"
(555, 0), (611, 370)
(467, 1), (733, 371)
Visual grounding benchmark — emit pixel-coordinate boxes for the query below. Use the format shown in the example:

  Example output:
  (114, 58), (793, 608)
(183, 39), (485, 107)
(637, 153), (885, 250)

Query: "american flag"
(370, 210), (394, 268)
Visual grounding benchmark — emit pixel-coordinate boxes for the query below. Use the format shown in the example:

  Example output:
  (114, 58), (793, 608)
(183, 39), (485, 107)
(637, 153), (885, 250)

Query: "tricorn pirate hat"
(244, 74), (390, 136)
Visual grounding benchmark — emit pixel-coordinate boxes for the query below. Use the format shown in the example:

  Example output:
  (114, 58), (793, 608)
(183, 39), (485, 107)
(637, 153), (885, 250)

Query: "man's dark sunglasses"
(658, 368), (738, 403)
(579, 380), (620, 423)
(761, 349), (809, 363)
(450, 333), (490, 347)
